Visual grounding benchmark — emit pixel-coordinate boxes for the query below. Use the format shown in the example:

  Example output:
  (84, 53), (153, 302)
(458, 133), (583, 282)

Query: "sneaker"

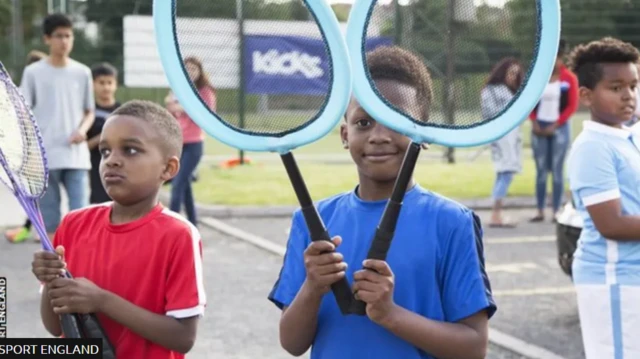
(4, 227), (31, 243)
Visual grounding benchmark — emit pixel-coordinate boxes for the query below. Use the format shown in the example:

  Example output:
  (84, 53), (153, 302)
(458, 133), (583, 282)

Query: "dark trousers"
(170, 142), (203, 226)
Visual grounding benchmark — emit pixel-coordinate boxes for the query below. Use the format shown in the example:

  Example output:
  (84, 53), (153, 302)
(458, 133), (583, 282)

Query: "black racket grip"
(81, 314), (116, 359)
(58, 270), (85, 338)
(281, 152), (354, 315)
(301, 206), (355, 315)
(350, 143), (421, 316)
(349, 202), (401, 316)
(60, 313), (84, 338)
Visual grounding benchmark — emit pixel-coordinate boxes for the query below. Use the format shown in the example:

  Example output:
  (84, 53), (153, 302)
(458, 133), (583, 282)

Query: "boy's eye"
(356, 119), (372, 127)
(124, 147), (139, 155)
(99, 148), (111, 157)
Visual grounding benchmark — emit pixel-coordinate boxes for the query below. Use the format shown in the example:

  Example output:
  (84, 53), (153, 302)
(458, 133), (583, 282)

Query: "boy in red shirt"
(31, 100), (206, 359)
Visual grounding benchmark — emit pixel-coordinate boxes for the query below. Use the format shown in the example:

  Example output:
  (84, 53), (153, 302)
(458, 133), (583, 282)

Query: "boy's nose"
(368, 123), (393, 143)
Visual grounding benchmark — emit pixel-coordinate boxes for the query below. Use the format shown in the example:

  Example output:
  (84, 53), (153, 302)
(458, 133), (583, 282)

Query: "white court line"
(493, 286), (575, 297)
(486, 262), (539, 274)
(486, 235), (555, 244)
(200, 217), (569, 359)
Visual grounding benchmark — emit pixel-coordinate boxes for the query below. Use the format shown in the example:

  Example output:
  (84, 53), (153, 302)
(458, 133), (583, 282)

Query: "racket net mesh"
(171, 0), (365, 137)
(363, 0), (540, 128)
(0, 74), (47, 198)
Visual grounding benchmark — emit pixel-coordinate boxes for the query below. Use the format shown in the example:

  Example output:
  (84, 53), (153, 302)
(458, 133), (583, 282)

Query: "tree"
(507, 0), (640, 60)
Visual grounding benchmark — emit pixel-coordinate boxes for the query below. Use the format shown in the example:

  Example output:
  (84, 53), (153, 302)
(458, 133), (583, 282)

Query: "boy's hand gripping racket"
(154, 0), (356, 314)
(345, 0), (561, 315)
(0, 62), (116, 356)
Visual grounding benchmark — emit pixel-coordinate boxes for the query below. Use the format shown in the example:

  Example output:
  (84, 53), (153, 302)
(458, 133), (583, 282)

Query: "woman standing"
(529, 39), (579, 223)
(166, 56), (216, 226)
(481, 57), (524, 228)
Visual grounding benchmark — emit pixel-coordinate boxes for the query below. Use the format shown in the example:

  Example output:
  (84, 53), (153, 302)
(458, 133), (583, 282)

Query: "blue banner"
(244, 35), (392, 95)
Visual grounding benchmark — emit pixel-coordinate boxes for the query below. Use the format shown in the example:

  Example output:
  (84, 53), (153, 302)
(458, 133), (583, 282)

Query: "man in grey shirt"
(20, 13), (95, 238)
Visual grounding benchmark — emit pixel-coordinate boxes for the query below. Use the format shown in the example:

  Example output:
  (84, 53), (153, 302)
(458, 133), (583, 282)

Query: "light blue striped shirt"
(568, 120), (640, 285)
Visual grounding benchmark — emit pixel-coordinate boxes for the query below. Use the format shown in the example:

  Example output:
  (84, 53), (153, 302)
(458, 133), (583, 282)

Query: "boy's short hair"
(43, 13), (73, 36)
(568, 37), (640, 90)
(26, 50), (46, 65)
(366, 45), (433, 121)
(91, 62), (118, 80)
(110, 100), (183, 158)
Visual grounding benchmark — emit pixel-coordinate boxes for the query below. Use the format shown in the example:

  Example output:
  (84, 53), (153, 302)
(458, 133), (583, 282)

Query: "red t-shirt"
(52, 203), (206, 359)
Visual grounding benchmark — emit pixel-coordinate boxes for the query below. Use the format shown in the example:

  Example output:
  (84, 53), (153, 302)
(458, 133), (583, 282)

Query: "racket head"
(0, 62), (49, 199)
(345, 0), (561, 147)
(153, 0), (352, 154)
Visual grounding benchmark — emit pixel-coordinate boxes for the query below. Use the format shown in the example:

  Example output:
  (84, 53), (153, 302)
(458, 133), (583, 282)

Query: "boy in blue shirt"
(566, 37), (640, 358)
(268, 46), (496, 359)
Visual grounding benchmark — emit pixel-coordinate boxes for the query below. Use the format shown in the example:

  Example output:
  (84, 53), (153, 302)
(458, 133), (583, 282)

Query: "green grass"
(190, 112), (588, 206)
(191, 157), (547, 206)
(202, 111), (591, 157)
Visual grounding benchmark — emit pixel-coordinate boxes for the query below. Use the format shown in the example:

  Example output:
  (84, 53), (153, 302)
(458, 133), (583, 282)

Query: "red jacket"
(529, 65), (579, 126)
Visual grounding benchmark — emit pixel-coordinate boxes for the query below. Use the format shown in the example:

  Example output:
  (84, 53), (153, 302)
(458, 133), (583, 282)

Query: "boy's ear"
(339, 123), (348, 149)
(579, 87), (593, 108)
(161, 156), (180, 182)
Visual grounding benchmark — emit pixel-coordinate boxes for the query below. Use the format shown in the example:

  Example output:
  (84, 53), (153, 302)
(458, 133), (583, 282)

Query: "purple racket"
(0, 62), (114, 356)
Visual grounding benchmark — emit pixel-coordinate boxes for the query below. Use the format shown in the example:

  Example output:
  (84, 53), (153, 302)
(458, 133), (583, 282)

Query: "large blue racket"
(345, 0), (561, 314)
(0, 62), (115, 355)
(153, 0), (356, 314)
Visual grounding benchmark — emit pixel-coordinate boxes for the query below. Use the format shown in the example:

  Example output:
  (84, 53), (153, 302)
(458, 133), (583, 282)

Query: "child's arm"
(378, 304), (487, 359)
(353, 210), (494, 359)
(278, 237), (345, 356)
(48, 278), (197, 353)
(86, 135), (100, 150)
(570, 140), (640, 240)
(40, 284), (62, 337)
(556, 71), (580, 127)
(72, 69), (96, 143)
(269, 213), (346, 356)
(353, 260), (489, 359)
(99, 290), (199, 354)
(278, 282), (323, 356)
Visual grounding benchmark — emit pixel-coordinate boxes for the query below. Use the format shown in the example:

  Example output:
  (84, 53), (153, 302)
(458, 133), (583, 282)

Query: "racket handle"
(281, 152), (355, 315)
(349, 203), (401, 316)
(81, 314), (116, 359)
(60, 314), (84, 338)
(350, 142), (422, 316)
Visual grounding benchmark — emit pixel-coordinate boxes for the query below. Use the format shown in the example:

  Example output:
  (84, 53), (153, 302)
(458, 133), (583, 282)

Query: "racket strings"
(365, 0), (537, 128)
(0, 77), (47, 197)
(173, 0), (333, 137)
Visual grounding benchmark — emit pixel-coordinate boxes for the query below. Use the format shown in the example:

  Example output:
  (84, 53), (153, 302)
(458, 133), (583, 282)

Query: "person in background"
(20, 13), (95, 241)
(165, 56), (215, 227)
(529, 39), (579, 223)
(4, 50), (47, 243)
(481, 57), (524, 228)
(566, 36), (640, 359)
(86, 62), (121, 204)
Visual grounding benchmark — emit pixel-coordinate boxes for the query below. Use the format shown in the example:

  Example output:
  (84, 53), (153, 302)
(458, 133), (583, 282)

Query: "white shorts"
(576, 284), (640, 359)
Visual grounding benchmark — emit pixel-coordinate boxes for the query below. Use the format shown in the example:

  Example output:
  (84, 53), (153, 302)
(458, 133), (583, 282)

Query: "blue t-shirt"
(268, 184), (496, 359)
(568, 120), (640, 285)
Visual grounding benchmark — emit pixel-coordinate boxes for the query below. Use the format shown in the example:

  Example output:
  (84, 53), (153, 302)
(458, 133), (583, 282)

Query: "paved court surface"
(0, 183), (581, 358)
(1, 225), (528, 358)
